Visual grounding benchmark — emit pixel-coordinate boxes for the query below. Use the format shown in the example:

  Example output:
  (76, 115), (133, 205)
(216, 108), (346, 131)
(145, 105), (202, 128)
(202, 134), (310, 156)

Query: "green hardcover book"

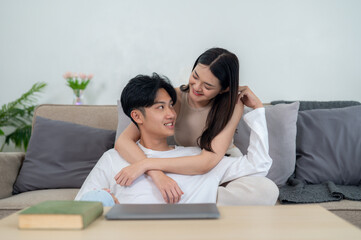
(18, 200), (103, 230)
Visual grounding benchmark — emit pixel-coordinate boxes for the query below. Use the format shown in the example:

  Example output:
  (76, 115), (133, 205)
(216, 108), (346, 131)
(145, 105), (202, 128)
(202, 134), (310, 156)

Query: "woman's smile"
(192, 88), (204, 96)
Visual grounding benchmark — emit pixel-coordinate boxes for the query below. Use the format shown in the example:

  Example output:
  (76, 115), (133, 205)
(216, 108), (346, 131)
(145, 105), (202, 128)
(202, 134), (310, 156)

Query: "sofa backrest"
(33, 104), (118, 131)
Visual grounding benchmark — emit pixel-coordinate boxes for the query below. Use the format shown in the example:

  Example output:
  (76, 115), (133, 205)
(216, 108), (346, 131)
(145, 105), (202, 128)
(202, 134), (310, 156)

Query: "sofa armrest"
(0, 152), (25, 199)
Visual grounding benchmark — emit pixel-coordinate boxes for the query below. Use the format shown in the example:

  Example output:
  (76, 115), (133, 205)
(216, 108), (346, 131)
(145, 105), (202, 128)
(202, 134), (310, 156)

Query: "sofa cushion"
(295, 105), (361, 185)
(33, 104), (118, 130)
(0, 189), (79, 210)
(271, 100), (361, 111)
(234, 102), (300, 186)
(13, 116), (116, 194)
(0, 153), (24, 199)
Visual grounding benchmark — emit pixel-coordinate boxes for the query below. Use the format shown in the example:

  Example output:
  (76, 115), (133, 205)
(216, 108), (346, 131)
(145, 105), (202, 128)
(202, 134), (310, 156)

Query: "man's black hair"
(121, 73), (177, 126)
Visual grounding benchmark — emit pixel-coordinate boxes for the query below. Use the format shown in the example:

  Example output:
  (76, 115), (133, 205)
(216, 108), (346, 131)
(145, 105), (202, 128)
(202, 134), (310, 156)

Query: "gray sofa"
(0, 104), (360, 228)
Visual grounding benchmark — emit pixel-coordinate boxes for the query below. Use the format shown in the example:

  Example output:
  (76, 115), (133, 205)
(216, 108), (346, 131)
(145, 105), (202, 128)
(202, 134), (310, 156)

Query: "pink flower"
(63, 72), (73, 79)
(79, 73), (87, 80)
(63, 71), (93, 83)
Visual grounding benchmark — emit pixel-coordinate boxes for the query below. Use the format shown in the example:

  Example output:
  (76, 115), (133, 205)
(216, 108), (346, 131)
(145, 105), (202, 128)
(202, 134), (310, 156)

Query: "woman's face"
(188, 64), (223, 107)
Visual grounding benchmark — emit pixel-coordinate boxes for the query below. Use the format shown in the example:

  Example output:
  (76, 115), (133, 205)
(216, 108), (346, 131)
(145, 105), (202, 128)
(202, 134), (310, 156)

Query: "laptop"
(105, 203), (220, 220)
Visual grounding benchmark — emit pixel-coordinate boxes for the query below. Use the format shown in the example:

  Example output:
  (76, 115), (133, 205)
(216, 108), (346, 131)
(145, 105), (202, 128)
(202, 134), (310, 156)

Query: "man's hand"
(238, 86), (263, 109)
(114, 160), (147, 186)
(148, 171), (184, 204)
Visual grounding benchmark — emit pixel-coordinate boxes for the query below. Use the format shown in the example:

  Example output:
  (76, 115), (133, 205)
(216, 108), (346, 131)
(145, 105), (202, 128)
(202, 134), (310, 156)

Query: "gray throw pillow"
(13, 116), (116, 194)
(234, 102), (300, 186)
(295, 105), (361, 185)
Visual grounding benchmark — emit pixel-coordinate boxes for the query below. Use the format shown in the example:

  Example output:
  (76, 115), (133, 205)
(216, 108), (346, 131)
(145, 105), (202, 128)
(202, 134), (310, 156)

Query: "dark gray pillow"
(234, 102), (300, 186)
(295, 105), (361, 185)
(13, 116), (116, 194)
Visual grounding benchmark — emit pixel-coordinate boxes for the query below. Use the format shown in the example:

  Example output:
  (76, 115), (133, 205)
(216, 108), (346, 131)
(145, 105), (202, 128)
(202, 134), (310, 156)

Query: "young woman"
(115, 48), (278, 204)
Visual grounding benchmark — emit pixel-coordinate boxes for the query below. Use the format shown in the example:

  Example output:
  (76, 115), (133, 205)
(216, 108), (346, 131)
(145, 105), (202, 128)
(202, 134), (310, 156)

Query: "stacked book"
(18, 200), (103, 230)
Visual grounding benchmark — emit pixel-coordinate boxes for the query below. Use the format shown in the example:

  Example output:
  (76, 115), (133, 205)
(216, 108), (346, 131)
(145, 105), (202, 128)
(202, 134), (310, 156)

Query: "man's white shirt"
(75, 108), (272, 203)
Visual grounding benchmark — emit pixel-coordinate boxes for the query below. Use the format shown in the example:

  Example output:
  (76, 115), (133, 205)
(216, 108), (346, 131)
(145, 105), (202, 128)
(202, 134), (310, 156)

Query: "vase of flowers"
(63, 72), (93, 105)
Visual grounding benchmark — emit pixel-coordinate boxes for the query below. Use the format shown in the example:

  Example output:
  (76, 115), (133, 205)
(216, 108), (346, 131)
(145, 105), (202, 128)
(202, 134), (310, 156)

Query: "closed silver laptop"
(105, 203), (220, 220)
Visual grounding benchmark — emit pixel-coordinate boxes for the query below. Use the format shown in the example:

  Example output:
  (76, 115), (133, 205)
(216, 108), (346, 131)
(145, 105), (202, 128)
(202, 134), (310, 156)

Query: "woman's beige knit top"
(174, 91), (212, 147)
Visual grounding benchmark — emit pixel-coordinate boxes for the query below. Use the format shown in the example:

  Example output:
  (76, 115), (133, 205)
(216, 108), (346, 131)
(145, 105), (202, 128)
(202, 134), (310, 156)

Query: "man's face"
(139, 88), (177, 139)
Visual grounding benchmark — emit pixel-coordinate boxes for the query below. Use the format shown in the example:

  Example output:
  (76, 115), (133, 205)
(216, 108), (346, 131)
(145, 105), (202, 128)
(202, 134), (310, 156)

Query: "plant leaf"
(0, 82), (46, 151)
(5, 125), (32, 151)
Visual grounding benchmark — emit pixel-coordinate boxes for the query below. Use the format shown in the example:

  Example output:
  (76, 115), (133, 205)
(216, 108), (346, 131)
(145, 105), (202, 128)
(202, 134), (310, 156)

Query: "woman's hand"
(114, 162), (184, 203)
(238, 86), (263, 109)
(235, 93), (245, 114)
(114, 161), (184, 203)
(114, 160), (147, 186)
(148, 171), (184, 204)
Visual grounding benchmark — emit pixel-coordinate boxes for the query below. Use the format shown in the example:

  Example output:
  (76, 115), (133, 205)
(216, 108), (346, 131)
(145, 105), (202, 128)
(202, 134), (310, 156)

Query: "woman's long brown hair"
(180, 48), (239, 152)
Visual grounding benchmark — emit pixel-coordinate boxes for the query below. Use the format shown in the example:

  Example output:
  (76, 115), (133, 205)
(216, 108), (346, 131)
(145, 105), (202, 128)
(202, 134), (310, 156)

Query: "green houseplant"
(0, 82), (47, 151)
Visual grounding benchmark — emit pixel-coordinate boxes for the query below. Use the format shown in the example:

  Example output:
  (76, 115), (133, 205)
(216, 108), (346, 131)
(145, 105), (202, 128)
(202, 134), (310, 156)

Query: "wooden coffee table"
(1, 205), (360, 240)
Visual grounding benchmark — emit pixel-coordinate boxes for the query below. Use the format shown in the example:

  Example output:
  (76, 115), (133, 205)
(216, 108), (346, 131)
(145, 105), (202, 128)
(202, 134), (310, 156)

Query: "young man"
(75, 73), (273, 205)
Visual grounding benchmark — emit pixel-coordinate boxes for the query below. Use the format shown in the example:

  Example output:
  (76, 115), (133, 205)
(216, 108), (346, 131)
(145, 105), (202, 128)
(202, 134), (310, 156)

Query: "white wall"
(1, 0), (360, 106)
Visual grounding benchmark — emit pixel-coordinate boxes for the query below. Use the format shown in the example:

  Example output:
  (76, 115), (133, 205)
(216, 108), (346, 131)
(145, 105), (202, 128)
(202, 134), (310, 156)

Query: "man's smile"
(164, 121), (175, 129)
